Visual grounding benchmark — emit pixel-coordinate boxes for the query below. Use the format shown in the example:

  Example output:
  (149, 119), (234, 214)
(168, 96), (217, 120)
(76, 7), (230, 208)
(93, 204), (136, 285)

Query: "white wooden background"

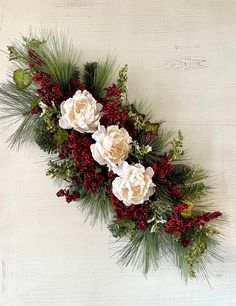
(0, 1), (236, 305)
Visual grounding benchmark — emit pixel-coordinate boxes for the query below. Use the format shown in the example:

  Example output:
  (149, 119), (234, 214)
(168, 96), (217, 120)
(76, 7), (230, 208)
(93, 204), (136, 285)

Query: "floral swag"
(0, 33), (224, 281)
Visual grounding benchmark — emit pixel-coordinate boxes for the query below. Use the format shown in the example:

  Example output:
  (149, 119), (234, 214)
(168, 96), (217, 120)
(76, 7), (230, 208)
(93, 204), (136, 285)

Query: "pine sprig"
(147, 130), (173, 158)
(0, 80), (36, 119)
(33, 33), (79, 91)
(78, 190), (114, 225)
(114, 230), (160, 274)
(94, 56), (117, 97)
(170, 229), (223, 281)
(34, 117), (55, 153)
(83, 62), (98, 92)
(181, 182), (209, 201)
(168, 164), (208, 185)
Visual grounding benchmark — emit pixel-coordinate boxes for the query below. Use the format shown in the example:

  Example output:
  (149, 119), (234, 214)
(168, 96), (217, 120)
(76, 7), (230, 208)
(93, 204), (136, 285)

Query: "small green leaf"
(13, 69), (32, 90)
(181, 201), (194, 218)
(95, 166), (102, 173)
(116, 219), (136, 230)
(53, 128), (68, 147)
(31, 96), (42, 107)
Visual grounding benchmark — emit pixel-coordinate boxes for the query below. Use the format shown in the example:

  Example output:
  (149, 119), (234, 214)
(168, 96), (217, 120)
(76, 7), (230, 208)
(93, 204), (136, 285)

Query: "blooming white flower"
(112, 161), (156, 206)
(90, 125), (132, 170)
(59, 90), (102, 133)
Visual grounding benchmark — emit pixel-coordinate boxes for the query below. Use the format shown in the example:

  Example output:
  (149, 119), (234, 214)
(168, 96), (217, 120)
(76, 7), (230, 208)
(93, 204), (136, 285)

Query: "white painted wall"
(0, 1), (236, 305)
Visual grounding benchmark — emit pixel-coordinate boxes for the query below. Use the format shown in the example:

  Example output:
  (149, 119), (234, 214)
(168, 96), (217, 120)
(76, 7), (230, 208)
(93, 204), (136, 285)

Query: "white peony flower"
(90, 125), (132, 170)
(112, 161), (156, 206)
(59, 90), (102, 133)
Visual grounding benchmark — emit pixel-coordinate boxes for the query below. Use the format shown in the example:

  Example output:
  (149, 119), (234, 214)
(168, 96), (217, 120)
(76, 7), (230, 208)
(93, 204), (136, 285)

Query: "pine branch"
(94, 56), (117, 96)
(83, 62), (98, 92)
(32, 33), (80, 91)
(170, 230), (223, 281)
(34, 117), (55, 153)
(115, 230), (160, 274)
(181, 182), (209, 201)
(0, 80), (36, 119)
(168, 164), (208, 186)
(147, 130), (173, 158)
(78, 190), (114, 225)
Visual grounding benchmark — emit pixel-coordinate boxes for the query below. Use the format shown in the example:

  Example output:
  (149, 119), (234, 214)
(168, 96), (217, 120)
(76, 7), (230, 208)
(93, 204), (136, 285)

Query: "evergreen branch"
(83, 62), (98, 92)
(149, 130), (173, 156)
(0, 80), (36, 118)
(168, 164), (208, 186)
(170, 230), (223, 281)
(34, 117), (55, 153)
(33, 33), (80, 91)
(181, 182), (209, 201)
(94, 55), (117, 96)
(0, 80), (41, 148)
(78, 190), (114, 225)
(6, 114), (40, 149)
(115, 230), (160, 274)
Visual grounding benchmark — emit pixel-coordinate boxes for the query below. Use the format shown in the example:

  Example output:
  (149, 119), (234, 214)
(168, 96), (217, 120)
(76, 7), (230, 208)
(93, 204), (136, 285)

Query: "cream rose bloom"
(112, 161), (156, 206)
(90, 125), (132, 169)
(59, 90), (102, 133)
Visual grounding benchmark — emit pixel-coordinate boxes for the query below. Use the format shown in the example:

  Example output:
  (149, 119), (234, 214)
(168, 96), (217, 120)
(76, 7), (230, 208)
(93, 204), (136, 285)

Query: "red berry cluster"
(166, 182), (182, 198)
(32, 72), (64, 107)
(100, 100), (128, 127)
(164, 202), (222, 241)
(32, 72), (84, 114)
(152, 154), (174, 179)
(104, 84), (121, 100)
(109, 192), (151, 231)
(193, 211), (222, 227)
(59, 130), (108, 194)
(56, 189), (80, 203)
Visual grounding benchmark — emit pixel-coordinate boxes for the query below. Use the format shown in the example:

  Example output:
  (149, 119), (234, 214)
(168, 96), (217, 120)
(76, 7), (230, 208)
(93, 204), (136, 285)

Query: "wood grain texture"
(0, 0), (236, 305)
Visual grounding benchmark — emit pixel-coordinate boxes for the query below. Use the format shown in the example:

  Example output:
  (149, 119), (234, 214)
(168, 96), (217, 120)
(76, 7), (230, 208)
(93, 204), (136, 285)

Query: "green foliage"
(7, 114), (40, 149)
(7, 45), (22, 61)
(54, 128), (68, 148)
(117, 64), (128, 101)
(83, 62), (98, 91)
(168, 164), (208, 186)
(0, 80), (40, 148)
(148, 201), (171, 233)
(94, 56), (117, 96)
(1, 32), (78, 148)
(34, 104), (68, 152)
(130, 142), (152, 160)
(109, 219), (135, 239)
(171, 229), (223, 281)
(47, 159), (76, 181)
(149, 130), (173, 155)
(0, 80), (35, 119)
(181, 182), (209, 201)
(167, 163), (209, 201)
(169, 130), (184, 160)
(33, 118), (54, 153)
(13, 68), (32, 90)
(115, 230), (160, 274)
(33, 33), (79, 91)
(7, 32), (79, 91)
(78, 191), (114, 225)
